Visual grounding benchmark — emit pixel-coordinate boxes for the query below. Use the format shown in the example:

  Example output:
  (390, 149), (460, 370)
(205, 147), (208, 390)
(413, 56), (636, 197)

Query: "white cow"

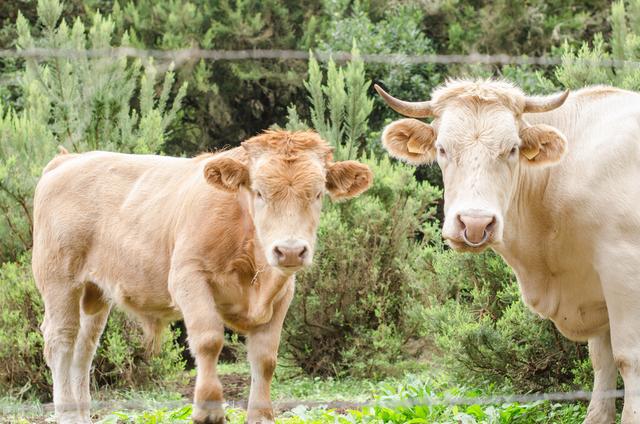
(376, 79), (640, 423)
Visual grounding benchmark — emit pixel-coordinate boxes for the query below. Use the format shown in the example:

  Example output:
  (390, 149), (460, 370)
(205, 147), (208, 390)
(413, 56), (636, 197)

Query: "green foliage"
(94, 374), (591, 423)
(102, 0), (320, 153)
(420, 250), (590, 392)
(318, 2), (442, 129)
(302, 48), (373, 160)
(556, 0), (640, 90)
(0, 0), (185, 262)
(0, 256), (185, 401)
(427, 0), (610, 56)
(0, 255), (48, 399)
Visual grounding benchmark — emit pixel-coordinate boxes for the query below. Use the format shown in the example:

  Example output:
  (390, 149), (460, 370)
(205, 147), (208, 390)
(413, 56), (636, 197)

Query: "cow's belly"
(516, 269), (609, 341)
(81, 243), (177, 316)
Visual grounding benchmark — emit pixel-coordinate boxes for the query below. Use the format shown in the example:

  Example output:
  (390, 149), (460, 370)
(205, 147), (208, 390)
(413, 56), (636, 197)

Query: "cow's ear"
(381, 118), (437, 165)
(519, 124), (567, 166)
(326, 161), (373, 201)
(204, 157), (250, 192)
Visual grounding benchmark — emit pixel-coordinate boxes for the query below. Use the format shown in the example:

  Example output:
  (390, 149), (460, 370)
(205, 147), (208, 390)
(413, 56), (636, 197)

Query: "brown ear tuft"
(326, 161), (373, 201)
(204, 157), (250, 191)
(381, 118), (437, 165)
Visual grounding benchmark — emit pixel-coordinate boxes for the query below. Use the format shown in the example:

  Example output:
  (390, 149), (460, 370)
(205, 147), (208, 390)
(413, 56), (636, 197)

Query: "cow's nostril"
(458, 213), (496, 246)
(299, 246), (308, 259)
(273, 246), (284, 260)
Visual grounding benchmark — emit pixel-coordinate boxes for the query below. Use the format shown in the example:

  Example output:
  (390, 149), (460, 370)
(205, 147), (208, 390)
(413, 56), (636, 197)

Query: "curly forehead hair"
(431, 78), (527, 115)
(242, 130), (333, 162)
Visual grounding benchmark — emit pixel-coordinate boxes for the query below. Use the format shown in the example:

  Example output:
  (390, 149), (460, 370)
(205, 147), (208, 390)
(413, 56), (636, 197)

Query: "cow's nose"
(273, 242), (308, 268)
(458, 213), (496, 246)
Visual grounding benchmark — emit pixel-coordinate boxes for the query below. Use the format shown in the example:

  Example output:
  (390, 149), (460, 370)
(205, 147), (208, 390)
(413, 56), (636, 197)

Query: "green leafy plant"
(0, 0), (186, 262)
(282, 52), (441, 379)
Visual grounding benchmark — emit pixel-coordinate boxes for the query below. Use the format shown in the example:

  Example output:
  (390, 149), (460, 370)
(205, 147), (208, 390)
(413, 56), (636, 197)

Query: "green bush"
(282, 52), (441, 378)
(555, 0), (640, 90)
(419, 249), (590, 392)
(0, 0), (186, 263)
(0, 255), (185, 401)
(285, 155), (440, 378)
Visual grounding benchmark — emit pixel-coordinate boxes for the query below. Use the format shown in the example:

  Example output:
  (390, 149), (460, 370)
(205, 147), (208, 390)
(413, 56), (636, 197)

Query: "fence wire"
(1, 47), (640, 69)
(0, 389), (627, 417)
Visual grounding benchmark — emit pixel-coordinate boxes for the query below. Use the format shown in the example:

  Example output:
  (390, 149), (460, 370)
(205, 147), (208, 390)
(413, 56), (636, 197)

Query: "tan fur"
(325, 161), (374, 200)
(431, 78), (526, 116)
(519, 124), (567, 165)
(382, 118), (436, 165)
(380, 78), (640, 423)
(204, 157), (250, 191)
(32, 130), (372, 424)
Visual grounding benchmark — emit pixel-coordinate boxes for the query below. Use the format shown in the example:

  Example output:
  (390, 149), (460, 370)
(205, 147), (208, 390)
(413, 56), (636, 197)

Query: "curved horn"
(374, 84), (434, 118)
(524, 90), (569, 113)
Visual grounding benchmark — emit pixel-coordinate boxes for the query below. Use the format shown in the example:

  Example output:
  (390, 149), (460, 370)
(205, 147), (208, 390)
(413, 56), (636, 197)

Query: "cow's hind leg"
(170, 270), (225, 424)
(584, 329), (617, 424)
(71, 283), (111, 422)
(40, 282), (83, 424)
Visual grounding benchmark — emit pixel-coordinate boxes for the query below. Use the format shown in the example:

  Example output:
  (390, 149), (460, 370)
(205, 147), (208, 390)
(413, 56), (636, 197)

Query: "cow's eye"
(437, 146), (447, 157)
(509, 146), (518, 156)
(316, 191), (322, 200)
(255, 191), (263, 199)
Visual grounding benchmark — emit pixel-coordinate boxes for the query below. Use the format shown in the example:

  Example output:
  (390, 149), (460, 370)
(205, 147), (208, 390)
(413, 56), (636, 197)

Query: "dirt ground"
(178, 372), (251, 401)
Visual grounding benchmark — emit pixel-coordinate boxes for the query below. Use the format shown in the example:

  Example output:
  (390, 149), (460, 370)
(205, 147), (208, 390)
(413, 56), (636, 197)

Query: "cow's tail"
(42, 145), (76, 174)
(141, 318), (165, 358)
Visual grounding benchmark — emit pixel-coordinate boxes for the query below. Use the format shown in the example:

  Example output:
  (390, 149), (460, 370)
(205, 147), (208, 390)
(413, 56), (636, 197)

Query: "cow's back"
(32, 151), (204, 312)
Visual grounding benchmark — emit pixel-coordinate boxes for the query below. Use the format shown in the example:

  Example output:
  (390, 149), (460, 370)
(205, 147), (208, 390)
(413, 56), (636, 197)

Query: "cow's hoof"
(57, 412), (92, 424)
(583, 402), (615, 424)
(192, 406), (225, 424)
(193, 416), (225, 424)
(245, 419), (275, 424)
(246, 409), (275, 424)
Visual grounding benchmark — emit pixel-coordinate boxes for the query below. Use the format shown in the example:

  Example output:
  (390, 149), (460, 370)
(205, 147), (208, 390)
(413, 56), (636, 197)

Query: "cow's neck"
(497, 164), (552, 264)
(493, 164), (566, 319)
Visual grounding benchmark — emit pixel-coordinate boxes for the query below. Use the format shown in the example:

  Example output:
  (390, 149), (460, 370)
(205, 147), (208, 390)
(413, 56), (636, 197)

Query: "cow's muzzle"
(443, 210), (497, 250)
(458, 213), (496, 247)
(269, 239), (311, 273)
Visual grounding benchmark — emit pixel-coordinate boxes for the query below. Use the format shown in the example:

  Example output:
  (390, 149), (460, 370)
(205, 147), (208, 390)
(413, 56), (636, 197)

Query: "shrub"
(0, 255), (185, 401)
(0, 0), (186, 262)
(420, 249), (591, 392)
(555, 0), (640, 90)
(281, 51), (441, 378)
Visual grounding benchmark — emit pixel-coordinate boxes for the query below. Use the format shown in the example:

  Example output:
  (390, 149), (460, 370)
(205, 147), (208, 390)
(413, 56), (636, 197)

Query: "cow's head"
(377, 79), (568, 251)
(204, 130), (373, 274)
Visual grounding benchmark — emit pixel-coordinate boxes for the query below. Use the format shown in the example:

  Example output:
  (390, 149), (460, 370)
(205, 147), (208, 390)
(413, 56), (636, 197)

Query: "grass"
(1, 362), (590, 423)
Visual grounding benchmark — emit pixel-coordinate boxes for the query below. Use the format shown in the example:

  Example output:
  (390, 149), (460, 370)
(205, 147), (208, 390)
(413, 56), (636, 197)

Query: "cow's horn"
(374, 84), (434, 118)
(523, 90), (569, 113)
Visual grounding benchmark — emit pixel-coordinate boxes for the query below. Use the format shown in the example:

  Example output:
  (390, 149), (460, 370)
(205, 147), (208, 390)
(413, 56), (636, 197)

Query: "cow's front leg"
(584, 329), (617, 424)
(170, 270), (225, 424)
(246, 283), (294, 424)
(598, 247), (640, 423)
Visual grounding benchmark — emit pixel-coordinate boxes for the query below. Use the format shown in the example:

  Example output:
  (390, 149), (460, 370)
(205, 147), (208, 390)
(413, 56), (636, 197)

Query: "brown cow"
(32, 130), (373, 424)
